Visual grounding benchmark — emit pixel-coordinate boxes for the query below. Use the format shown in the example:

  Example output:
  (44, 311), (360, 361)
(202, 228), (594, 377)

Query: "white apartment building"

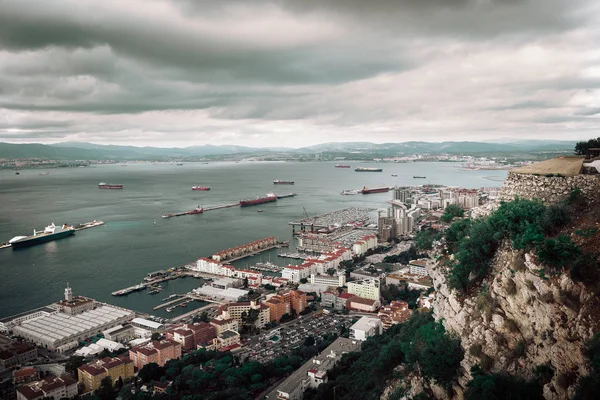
(347, 278), (380, 302)
(349, 316), (383, 341)
(310, 273), (346, 287)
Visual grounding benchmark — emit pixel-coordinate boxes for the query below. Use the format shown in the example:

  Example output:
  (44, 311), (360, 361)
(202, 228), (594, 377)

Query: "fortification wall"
(499, 172), (600, 204)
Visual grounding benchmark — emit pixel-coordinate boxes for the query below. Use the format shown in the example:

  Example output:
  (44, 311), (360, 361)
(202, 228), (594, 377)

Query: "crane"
(303, 206), (310, 220)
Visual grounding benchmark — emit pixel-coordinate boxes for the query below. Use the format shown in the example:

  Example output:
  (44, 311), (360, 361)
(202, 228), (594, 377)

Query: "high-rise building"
(347, 278), (380, 302)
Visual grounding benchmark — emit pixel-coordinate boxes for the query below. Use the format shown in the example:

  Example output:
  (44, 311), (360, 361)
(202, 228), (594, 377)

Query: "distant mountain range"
(0, 140), (577, 160)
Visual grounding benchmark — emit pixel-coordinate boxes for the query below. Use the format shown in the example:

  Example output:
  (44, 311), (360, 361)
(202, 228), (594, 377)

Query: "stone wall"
(499, 172), (600, 204)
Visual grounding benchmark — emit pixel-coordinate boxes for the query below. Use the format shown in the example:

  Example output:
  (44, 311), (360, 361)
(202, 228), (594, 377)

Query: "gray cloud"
(0, 0), (598, 147)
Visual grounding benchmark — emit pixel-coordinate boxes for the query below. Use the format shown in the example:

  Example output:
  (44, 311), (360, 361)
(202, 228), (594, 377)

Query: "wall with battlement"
(499, 172), (600, 204)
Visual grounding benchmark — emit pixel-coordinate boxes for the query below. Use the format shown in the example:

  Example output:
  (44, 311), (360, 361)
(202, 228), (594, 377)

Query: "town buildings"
(166, 322), (216, 350)
(77, 356), (134, 392)
(217, 300), (270, 329)
(212, 237), (277, 262)
(409, 259), (429, 276)
(0, 336), (37, 371)
(347, 278), (381, 302)
(129, 339), (182, 369)
(16, 375), (78, 400)
(377, 300), (411, 330)
(209, 317), (239, 337)
(264, 290), (307, 321)
(349, 316), (383, 341)
(310, 273), (346, 287)
(55, 284), (95, 315)
(268, 337), (361, 400)
(347, 297), (379, 312)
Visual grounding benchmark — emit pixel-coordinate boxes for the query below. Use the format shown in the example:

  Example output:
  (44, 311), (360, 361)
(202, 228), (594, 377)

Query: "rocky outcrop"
(427, 244), (599, 400)
(499, 172), (599, 204)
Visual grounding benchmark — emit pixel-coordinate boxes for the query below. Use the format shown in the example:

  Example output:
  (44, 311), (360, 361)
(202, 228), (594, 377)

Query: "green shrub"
(441, 204), (465, 223)
(570, 252), (600, 286)
(479, 354), (494, 371)
(541, 204), (570, 235)
(469, 344), (482, 357)
(537, 235), (581, 270)
(574, 228), (598, 238)
(465, 366), (543, 400)
(504, 319), (519, 333)
(534, 363), (555, 384)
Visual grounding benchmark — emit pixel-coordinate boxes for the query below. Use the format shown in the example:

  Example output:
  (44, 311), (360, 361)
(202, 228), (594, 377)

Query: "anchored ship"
(273, 179), (295, 185)
(335, 164), (351, 168)
(9, 223), (75, 249)
(341, 189), (360, 195)
(361, 186), (390, 194)
(355, 167), (383, 172)
(162, 206), (204, 218)
(413, 176), (426, 179)
(192, 186), (210, 191)
(240, 193), (278, 207)
(98, 182), (123, 189)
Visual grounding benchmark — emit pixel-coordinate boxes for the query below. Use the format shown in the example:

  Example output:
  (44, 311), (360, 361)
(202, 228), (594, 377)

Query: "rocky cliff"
(383, 168), (600, 400)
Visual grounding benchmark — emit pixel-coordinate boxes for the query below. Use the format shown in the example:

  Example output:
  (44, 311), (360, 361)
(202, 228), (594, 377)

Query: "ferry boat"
(9, 223), (75, 249)
(355, 167), (383, 172)
(98, 182), (123, 189)
(192, 186), (210, 191)
(273, 179), (295, 185)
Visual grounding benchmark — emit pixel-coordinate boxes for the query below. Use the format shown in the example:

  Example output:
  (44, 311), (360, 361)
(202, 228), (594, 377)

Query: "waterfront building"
(347, 278), (381, 302)
(349, 316), (383, 341)
(13, 304), (134, 352)
(16, 375), (77, 400)
(0, 306), (58, 333)
(54, 283), (96, 315)
(267, 338), (361, 400)
(377, 300), (411, 330)
(211, 277), (242, 289)
(129, 339), (182, 369)
(77, 356), (134, 392)
(297, 234), (339, 253)
(217, 301), (270, 329)
(102, 324), (136, 342)
(212, 237), (277, 262)
(130, 318), (164, 333)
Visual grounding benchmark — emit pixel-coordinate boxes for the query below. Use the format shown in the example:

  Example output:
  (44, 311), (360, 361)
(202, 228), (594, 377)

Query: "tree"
(150, 332), (162, 341)
(415, 230), (435, 251)
(574, 137), (600, 155)
(303, 336), (315, 346)
(95, 376), (116, 400)
(300, 278), (308, 284)
(138, 362), (166, 383)
(65, 355), (85, 376)
(193, 311), (209, 323)
(326, 268), (336, 276)
(441, 204), (465, 223)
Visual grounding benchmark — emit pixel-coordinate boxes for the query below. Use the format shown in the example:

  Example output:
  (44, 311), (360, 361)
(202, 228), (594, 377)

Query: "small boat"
(257, 210), (264, 213)
(413, 176), (426, 179)
(15, 171), (20, 175)
(192, 186), (210, 191)
(391, 174), (397, 177)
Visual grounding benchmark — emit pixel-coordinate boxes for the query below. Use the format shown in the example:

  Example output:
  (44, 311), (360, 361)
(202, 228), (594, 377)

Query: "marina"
(252, 262), (283, 272)
(288, 207), (378, 230)
(277, 252), (310, 260)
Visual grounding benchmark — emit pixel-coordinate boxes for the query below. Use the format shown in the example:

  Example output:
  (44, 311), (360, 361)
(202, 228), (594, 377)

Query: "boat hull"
(361, 187), (390, 194)
(11, 230), (75, 249)
(355, 168), (383, 172)
(240, 197), (277, 207)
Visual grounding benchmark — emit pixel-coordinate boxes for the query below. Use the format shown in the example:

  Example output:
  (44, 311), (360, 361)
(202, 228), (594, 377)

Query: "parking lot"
(244, 313), (357, 363)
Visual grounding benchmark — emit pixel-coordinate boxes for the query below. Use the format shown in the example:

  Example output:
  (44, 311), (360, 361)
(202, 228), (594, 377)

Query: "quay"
(171, 302), (221, 322)
(153, 296), (186, 310)
(277, 252), (309, 260)
(288, 207), (377, 230)
(204, 203), (240, 211)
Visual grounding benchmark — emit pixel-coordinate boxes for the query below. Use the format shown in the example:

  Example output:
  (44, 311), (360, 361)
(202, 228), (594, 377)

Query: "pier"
(288, 207), (378, 231)
(203, 203), (240, 211)
(153, 296), (186, 310)
(277, 252), (310, 260)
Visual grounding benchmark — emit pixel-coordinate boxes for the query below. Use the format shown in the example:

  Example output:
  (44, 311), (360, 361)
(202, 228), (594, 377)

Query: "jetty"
(153, 296), (187, 310)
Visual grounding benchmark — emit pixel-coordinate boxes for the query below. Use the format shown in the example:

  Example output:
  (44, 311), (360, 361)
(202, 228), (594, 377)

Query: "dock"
(277, 252), (310, 260)
(288, 207), (377, 230)
(203, 203), (240, 211)
(153, 297), (187, 310)
(171, 302), (220, 322)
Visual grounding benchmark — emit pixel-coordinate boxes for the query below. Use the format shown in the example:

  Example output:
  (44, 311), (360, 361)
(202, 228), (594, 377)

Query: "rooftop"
(0, 306), (57, 324)
(510, 156), (584, 176)
(131, 317), (163, 330)
(350, 316), (382, 332)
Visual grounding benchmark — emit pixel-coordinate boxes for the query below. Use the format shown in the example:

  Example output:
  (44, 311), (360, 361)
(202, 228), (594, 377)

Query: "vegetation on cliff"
(574, 137), (600, 155)
(444, 192), (598, 294)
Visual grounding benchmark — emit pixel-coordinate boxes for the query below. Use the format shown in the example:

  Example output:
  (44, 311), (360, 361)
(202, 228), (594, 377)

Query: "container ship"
(240, 193), (278, 207)
(335, 164), (351, 168)
(162, 206), (204, 218)
(192, 186), (210, 191)
(361, 187), (390, 194)
(355, 167), (383, 172)
(276, 192), (297, 199)
(9, 223), (75, 249)
(98, 182), (123, 189)
(273, 179), (295, 185)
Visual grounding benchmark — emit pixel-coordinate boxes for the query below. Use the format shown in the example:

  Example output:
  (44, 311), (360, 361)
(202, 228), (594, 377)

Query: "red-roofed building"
(347, 297), (379, 313)
(13, 367), (38, 385)
(77, 355), (134, 392)
(166, 322), (216, 350)
(129, 339), (182, 370)
(16, 375), (77, 400)
(378, 300), (411, 329)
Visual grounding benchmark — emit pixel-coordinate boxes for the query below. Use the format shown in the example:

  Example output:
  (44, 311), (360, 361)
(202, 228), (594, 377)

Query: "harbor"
(289, 207), (378, 230)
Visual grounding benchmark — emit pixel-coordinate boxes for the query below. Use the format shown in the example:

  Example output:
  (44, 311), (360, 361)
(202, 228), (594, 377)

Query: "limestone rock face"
(499, 172), (599, 205)
(425, 243), (599, 400)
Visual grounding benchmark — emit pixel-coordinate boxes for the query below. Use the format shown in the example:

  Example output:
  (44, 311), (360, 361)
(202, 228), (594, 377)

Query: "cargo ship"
(355, 167), (383, 172)
(273, 179), (295, 185)
(361, 186), (390, 194)
(162, 206), (204, 218)
(240, 193), (278, 207)
(335, 164), (351, 168)
(9, 223), (75, 249)
(276, 192), (297, 199)
(341, 189), (360, 195)
(192, 186), (210, 191)
(98, 182), (123, 189)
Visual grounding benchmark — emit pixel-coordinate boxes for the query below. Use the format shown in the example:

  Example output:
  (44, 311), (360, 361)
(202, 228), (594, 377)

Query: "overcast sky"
(0, 0), (599, 148)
